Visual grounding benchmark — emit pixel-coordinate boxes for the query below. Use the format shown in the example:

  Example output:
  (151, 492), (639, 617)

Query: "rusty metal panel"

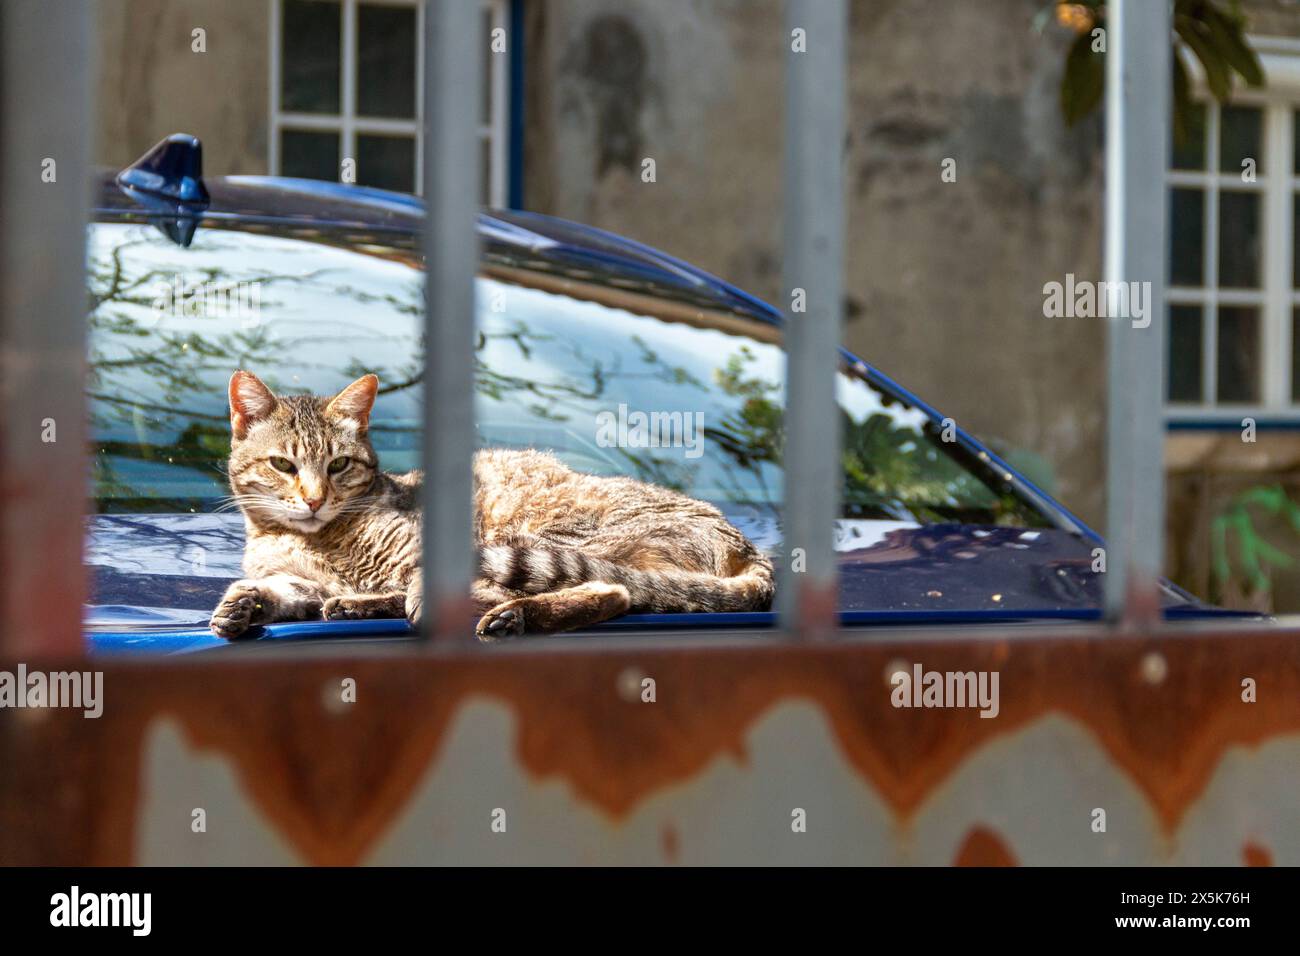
(2, 629), (1296, 865)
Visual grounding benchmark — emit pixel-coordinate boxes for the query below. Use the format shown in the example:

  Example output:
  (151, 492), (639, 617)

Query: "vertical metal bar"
(1263, 105), (1289, 407)
(1104, 0), (1170, 624)
(0, 0), (94, 658)
(414, 0), (425, 192)
(269, 0), (281, 176)
(778, 0), (846, 638)
(341, 0), (357, 182)
(421, 0), (481, 642)
(507, 0), (526, 209)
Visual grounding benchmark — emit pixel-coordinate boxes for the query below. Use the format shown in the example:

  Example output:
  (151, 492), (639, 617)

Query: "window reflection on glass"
(86, 222), (1047, 530)
(473, 278), (1048, 530)
(1167, 305), (1203, 404)
(1218, 190), (1261, 288)
(86, 223), (424, 512)
(1216, 306), (1261, 403)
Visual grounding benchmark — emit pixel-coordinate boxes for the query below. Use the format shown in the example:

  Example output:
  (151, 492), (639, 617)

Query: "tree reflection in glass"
(87, 223), (1046, 533)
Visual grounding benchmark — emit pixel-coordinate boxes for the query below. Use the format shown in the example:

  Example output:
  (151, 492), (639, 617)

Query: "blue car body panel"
(85, 173), (1240, 653)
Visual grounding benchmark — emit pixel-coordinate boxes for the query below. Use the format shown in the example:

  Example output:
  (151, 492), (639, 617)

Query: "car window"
(87, 220), (424, 513)
(87, 219), (1052, 531)
(473, 276), (1052, 532)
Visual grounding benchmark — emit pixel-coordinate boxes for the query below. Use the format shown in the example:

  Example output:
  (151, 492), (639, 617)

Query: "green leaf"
(1176, 16), (1232, 101)
(1061, 29), (1104, 127)
(1200, 5), (1265, 87)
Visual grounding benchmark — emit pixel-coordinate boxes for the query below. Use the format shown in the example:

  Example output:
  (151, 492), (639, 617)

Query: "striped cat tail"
(477, 544), (774, 613)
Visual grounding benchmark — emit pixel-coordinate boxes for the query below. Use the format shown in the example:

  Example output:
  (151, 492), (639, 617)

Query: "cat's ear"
(326, 374), (379, 432)
(228, 370), (278, 440)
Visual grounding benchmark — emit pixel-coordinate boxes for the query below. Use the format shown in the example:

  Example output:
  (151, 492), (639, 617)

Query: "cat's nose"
(304, 497), (325, 513)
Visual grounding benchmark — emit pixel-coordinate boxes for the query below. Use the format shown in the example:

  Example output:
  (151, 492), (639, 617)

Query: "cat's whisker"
(217, 492), (291, 515)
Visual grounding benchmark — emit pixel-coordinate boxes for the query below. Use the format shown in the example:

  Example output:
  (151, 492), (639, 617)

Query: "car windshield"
(87, 219), (1053, 531)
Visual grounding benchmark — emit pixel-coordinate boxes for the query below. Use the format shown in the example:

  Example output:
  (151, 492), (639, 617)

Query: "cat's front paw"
(210, 583), (262, 639)
(475, 601), (526, 642)
(405, 578), (422, 628)
(322, 595), (399, 620)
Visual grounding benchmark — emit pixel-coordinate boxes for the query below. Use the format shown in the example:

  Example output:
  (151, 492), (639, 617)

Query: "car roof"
(93, 170), (782, 328)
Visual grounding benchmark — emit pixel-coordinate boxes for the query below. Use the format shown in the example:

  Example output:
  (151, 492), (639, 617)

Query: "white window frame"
(268, 0), (509, 205)
(1166, 37), (1300, 422)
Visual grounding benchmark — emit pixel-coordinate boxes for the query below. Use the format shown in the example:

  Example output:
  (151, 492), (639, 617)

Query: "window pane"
(356, 134), (415, 193)
(1217, 306), (1261, 403)
(84, 222), (424, 625)
(474, 280), (1052, 530)
(1172, 101), (1206, 171)
(1219, 105), (1262, 174)
(1167, 305), (1203, 403)
(1294, 111), (1300, 174)
(1293, 194), (1300, 289)
(482, 6), (494, 125)
(281, 128), (340, 182)
(281, 0), (341, 114)
(1169, 188), (1204, 287)
(357, 3), (416, 119)
(1293, 309), (1300, 403)
(1218, 191), (1261, 288)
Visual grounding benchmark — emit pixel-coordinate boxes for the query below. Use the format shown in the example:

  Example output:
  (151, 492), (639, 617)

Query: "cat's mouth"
(287, 514), (329, 532)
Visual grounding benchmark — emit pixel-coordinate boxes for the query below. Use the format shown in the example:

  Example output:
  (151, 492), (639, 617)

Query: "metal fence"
(0, 0), (1169, 655)
(7, 0), (1300, 871)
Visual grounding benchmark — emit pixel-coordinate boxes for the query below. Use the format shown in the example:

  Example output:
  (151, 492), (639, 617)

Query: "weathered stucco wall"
(95, 0), (269, 175)
(1243, 0), (1300, 35)
(525, 0), (1107, 524)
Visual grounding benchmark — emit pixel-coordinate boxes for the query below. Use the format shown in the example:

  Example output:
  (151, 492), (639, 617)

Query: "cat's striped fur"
(211, 370), (774, 641)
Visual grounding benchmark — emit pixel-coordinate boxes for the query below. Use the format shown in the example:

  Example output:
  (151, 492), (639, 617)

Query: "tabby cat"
(211, 370), (774, 640)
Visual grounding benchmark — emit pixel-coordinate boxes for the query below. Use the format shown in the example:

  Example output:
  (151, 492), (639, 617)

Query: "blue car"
(86, 136), (1236, 653)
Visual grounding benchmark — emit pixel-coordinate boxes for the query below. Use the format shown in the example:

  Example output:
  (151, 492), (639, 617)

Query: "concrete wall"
(95, 0), (269, 175)
(525, 0), (1107, 524)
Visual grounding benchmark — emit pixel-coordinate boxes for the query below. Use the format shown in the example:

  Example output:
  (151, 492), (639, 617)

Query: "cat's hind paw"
(210, 584), (261, 639)
(475, 602), (525, 642)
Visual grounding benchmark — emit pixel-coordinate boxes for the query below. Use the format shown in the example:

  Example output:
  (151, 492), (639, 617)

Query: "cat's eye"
(327, 456), (350, 474)
(269, 456), (296, 473)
